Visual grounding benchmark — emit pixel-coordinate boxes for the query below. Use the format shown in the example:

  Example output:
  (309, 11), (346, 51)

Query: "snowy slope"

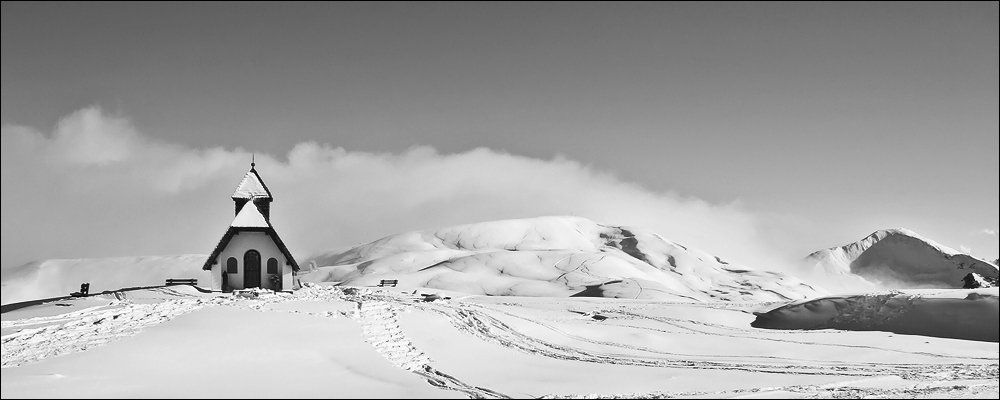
(1, 255), (210, 305)
(752, 288), (1000, 342)
(302, 216), (822, 302)
(2, 285), (997, 398)
(805, 229), (999, 292)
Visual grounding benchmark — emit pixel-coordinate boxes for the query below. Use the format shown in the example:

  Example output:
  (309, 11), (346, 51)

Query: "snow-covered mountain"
(0, 255), (209, 305)
(301, 216), (821, 302)
(805, 228), (999, 292)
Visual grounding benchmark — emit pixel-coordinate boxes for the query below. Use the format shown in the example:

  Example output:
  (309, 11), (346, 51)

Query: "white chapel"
(202, 161), (298, 291)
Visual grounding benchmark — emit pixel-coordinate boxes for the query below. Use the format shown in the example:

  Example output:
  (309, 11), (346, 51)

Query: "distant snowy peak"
(807, 228), (999, 289)
(303, 216), (820, 302)
(808, 228), (963, 261)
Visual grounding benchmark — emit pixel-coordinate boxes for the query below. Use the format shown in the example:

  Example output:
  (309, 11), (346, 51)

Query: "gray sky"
(2, 2), (998, 271)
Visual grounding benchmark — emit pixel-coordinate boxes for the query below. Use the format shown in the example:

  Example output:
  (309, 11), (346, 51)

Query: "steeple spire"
(232, 163), (271, 200)
(231, 160), (273, 220)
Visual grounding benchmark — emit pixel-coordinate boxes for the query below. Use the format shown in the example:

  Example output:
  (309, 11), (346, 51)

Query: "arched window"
(267, 258), (278, 274)
(226, 257), (238, 274)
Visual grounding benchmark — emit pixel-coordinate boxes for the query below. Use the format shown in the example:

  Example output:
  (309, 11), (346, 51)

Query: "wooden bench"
(166, 278), (198, 286)
(378, 279), (398, 287)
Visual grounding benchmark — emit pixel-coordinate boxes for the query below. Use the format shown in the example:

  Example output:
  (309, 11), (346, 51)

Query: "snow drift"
(751, 288), (1000, 342)
(301, 216), (821, 302)
(804, 229), (999, 293)
(1, 255), (210, 305)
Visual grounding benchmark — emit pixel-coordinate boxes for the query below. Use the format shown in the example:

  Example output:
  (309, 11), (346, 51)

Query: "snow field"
(2, 282), (997, 398)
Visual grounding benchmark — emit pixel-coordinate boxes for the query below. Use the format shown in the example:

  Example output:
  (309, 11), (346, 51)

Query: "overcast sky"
(2, 2), (997, 272)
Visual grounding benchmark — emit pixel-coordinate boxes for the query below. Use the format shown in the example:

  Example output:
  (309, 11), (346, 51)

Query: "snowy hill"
(752, 288), (1000, 342)
(0, 255), (209, 305)
(2, 285), (997, 398)
(805, 229), (999, 292)
(301, 216), (822, 302)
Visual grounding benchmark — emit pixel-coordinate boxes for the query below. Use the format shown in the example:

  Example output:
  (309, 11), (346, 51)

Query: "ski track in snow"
(356, 301), (432, 371)
(294, 286), (997, 398)
(330, 288), (509, 399)
(433, 302), (997, 382)
(537, 380), (1000, 399)
(2, 290), (202, 368)
(3, 284), (997, 399)
(293, 285), (997, 398)
(1, 287), (293, 368)
(605, 307), (997, 362)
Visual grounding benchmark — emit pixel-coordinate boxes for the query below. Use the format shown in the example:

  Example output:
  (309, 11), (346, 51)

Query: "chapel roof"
(232, 164), (272, 200)
(231, 200), (269, 228)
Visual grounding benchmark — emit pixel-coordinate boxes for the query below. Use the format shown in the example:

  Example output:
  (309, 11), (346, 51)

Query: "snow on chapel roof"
(231, 201), (269, 228)
(231, 165), (273, 200)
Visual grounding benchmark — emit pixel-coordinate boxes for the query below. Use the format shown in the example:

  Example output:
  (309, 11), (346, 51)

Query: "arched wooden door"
(244, 250), (261, 288)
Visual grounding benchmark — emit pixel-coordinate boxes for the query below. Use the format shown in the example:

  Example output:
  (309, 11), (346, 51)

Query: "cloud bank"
(1, 107), (801, 281)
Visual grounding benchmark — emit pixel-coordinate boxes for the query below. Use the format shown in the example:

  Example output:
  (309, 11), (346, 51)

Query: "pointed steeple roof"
(232, 162), (272, 200)
(231, 201), (269, 228)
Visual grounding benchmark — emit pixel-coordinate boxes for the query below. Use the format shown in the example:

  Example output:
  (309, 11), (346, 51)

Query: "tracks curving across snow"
(356, 300), (432, 371)
(1, 296), (203, 368)
(416, 301), (998, 383)
(4, 284), (996, 398)
(298, 284), (997, 394)
(1, 287), (291, 369)
(309, 285), (509, 399)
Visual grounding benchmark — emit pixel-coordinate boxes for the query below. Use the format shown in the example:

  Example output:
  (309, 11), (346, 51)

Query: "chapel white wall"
(215, 231), (293, 291)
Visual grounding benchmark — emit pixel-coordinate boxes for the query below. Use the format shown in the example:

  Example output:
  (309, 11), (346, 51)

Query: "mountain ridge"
(301, 216), (821, 302)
